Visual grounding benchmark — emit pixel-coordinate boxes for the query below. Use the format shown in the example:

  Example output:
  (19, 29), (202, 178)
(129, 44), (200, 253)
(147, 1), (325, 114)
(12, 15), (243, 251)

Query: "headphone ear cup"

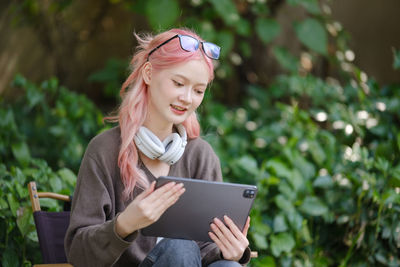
(134, 127), (165, 159)
(158, 133), (183, 164)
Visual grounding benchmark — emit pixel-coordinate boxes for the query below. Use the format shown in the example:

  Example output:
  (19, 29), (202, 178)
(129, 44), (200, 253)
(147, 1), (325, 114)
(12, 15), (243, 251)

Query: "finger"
(242, 216), (250, 236)
(151, 183), (184, 206)
(208, 231), (229, 255)
(145, 186), (185, 224)
(145, 181), (177, 202)
(213, 218), (239, 244)
(223, 216), (244, 239)
(154, 187), (185, 214)
(210, 221), (235, 249)
(136, 181), (156, 201)
(224, 216), (250, 248)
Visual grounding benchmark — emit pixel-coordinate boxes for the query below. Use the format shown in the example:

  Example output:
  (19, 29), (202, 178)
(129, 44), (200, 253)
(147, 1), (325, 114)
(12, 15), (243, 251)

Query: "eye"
(173, 80), (184, 87)
(195, 88), (205, 95)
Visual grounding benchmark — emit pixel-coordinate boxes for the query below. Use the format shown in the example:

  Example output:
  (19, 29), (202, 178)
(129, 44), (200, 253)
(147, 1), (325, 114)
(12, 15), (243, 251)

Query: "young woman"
(65, 28), (251, 267)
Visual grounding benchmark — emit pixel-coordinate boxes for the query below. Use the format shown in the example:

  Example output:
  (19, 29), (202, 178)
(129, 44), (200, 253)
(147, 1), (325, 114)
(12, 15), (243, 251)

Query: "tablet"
(141, 176), (257, 242)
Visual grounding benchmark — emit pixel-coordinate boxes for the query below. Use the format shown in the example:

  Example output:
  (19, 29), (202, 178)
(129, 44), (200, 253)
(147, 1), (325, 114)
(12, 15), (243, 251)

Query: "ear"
(142, 62), (152, 85)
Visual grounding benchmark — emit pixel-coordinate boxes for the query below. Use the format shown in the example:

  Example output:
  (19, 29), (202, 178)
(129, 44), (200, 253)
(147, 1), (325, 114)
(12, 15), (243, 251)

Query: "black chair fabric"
(33, 211), (70, 263)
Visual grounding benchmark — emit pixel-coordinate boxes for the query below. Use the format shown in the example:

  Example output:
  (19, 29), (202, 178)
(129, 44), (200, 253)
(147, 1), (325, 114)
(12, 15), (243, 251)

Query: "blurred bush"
(201, 75), (400, 266)
(0, 76), (107, 265)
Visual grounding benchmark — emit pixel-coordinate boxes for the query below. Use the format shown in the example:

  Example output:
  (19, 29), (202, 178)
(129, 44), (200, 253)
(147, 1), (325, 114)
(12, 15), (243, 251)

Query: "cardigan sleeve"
(64, 149), (137, 267)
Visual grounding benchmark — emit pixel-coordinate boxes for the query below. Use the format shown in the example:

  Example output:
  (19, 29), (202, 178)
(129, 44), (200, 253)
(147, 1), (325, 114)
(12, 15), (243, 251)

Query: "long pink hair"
(105, 28), (216, 199)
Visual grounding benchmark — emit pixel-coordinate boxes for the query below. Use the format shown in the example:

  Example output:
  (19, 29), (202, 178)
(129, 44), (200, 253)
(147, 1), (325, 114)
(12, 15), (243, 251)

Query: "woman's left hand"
(208, 215), (250, 262)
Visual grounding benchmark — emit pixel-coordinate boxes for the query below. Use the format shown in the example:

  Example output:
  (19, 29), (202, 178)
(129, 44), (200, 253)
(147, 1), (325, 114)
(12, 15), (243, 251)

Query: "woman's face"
(144, 59), (210, 130)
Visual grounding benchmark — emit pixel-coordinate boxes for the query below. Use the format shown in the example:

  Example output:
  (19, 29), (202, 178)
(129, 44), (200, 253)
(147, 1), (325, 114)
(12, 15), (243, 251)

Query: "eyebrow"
(173, 74), (208, 87)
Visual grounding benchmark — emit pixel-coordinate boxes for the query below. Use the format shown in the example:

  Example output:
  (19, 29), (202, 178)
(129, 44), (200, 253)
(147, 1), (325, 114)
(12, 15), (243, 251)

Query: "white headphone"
(134, 124), (187, 165)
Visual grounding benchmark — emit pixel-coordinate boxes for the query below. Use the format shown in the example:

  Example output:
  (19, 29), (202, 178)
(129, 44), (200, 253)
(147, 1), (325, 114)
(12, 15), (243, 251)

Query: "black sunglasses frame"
(147, 34), (220, 61)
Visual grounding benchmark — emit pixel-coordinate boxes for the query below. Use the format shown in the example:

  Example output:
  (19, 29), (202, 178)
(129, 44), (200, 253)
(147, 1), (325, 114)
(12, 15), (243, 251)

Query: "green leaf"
(235, 155), (259, 176)
(313, 175), (334, 188)
(270, 232), (295, 257)
(273, 214), (288, 233)
(299, 196), (328, 216)
(393, 48), (400, 70)
(49, 125), (66, 137)
(239, 41), (252, 58)
(16, 207), (31, 236)
(145, 0), (180, 30)
(286, 169), (304, 192)
(40, 198), (59, 210)
(287, 211), (303, 230)
(253, 218), (272, 236)
(27, 229), (38, 242)
(301, 220), (312, 243)
(235, 18), (251, 37)
(0, 197), (9, 210)
(255, 18), (280, 44)
(287, 0), (321, 14)
(26, 82), (44, 108)
(12, 74), (27, 88)
(273, 46), (299, 73)
(252, 232), (269, 249)
(294, 18), (327, 55)
(266, 159), (291, 179)
(50, 175), (63, 192)
(7, 193), (18, 217)
(209, 0), (240, 26)
(308, 140), (326, 165)
(275, 194), (295, 213)
(292, 153), (316, 180)
(216, 31), (234, 58)
(58, 168), (77, 186)
(11, 142), (31, 167)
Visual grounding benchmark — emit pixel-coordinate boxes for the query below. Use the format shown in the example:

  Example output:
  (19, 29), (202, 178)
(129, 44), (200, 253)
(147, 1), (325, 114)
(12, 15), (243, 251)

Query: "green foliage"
(145, 0), (180, 30)
(201, 74), (400, 265)
(8, 75), (106, 172)
(88, 58), (128, 99)
(255, 18), (281, 44)
(0, 76), (106, 266)
(393, 48), (400, 70)
(294, 18), (328, 55)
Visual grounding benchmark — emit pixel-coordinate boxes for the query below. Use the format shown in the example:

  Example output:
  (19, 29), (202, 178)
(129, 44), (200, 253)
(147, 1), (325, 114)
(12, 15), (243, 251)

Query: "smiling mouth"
(171, 104), (187, 111)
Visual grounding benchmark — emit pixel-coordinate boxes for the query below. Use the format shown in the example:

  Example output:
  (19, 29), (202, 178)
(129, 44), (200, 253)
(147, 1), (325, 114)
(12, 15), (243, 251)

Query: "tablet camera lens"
(243, 189), (255, 198)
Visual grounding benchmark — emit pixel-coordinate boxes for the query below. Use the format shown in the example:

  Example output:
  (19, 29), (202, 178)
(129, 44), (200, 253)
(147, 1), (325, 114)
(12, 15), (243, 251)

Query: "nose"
(178, 87), (192, 105)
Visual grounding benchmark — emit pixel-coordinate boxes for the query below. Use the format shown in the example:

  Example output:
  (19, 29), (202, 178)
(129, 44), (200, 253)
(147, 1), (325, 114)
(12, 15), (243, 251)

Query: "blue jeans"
(139, 239), (241, 267)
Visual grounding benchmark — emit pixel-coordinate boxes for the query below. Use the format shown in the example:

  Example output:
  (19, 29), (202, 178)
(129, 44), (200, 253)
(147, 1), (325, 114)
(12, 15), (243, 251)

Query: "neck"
(142, 120), (173, 141)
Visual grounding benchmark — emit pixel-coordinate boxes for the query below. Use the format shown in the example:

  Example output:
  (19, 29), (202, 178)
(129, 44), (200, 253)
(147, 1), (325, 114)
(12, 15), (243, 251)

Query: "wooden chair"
(250, 251), (258, 258)
(28, 181), (73, 267)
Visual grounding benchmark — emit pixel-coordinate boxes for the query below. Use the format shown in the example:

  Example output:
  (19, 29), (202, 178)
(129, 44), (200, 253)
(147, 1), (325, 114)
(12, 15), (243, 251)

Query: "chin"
(168, 116), (188, 125)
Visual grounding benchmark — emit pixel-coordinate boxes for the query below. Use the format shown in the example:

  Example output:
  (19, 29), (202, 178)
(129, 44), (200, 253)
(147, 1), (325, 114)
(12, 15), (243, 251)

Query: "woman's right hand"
(116, 181), (185, 238)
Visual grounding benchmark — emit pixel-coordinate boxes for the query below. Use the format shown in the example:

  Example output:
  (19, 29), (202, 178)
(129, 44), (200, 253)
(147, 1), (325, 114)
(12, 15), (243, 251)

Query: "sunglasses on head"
(147, 34), (221, 61)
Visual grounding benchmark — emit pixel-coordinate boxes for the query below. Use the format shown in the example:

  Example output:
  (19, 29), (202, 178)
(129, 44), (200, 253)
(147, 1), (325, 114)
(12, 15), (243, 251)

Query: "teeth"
(172, 105), (185, 111)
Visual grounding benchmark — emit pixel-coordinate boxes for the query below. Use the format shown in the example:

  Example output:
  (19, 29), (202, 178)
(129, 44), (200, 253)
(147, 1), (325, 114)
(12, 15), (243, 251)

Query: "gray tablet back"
(141, 176), (257, 242)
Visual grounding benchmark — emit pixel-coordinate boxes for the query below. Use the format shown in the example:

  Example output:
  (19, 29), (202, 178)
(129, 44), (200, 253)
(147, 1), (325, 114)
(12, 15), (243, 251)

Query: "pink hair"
(105, 28), (215, 199)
